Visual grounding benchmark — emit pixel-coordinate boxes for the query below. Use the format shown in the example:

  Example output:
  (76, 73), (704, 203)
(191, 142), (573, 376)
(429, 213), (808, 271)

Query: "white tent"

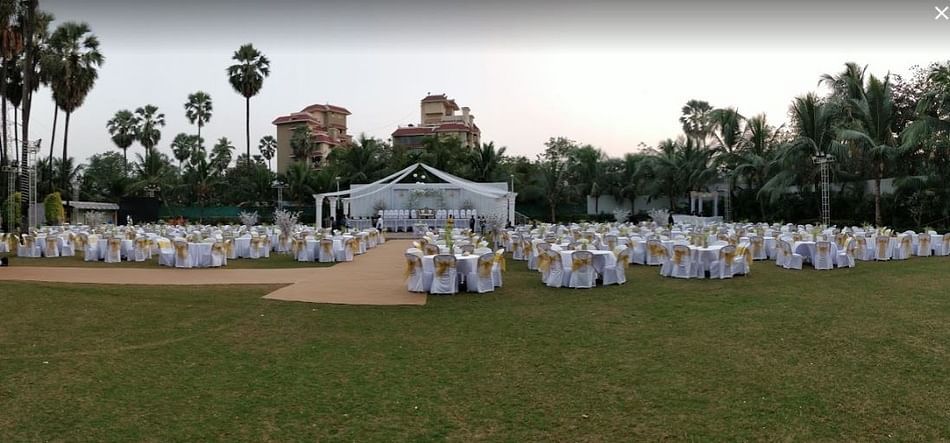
(313, 163), (516, 228)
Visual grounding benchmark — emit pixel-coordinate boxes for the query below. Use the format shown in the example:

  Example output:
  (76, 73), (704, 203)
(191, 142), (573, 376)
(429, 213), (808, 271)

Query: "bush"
(3, 192), (22, 231)
(44, 192), (65, 225)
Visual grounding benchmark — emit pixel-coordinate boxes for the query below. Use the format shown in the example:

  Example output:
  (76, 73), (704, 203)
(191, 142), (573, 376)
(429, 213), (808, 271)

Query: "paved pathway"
(0, 240), (426, 306)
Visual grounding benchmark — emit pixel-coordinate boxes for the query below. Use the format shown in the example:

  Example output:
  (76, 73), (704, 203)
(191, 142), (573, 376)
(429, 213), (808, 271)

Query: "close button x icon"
(937, 6), (950, 20)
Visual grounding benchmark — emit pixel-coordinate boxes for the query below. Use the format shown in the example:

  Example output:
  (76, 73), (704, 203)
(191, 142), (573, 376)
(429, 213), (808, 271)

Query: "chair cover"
(405, 253), (428, 292)
(211, 241), (227, 267)
(318, 239), (335, 262)
(568, 251), (596, 288)
(835, 238), (856, 268)
(780, 240), (803, 270)
(893, 235), (912, 260)
(602, 247), (630, 285)
(105, 238), (122, 263)
(874, 236), (891, 261)
(466, 253), (496, 293)
(663, 245), (692, 279)
(709, 245), (737, 279)
(492, 249), (506, 287)
(173, 240), (192, 268)
(645, 239), (666, 266)
(44, 237), (60, 258)
(429, 254), (458, 294)
(916, 233), (932, 257)
(813, 241), (834, 270)
(157, 238), (175, 267)
(524, 240), (537, 270)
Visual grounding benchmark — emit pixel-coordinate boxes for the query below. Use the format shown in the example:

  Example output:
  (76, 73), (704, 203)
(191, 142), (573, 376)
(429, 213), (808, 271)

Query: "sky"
(23, 0), (950, 165)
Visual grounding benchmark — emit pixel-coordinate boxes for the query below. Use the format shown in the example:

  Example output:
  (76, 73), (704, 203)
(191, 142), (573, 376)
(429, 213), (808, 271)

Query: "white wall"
(586, 195), (678, 215)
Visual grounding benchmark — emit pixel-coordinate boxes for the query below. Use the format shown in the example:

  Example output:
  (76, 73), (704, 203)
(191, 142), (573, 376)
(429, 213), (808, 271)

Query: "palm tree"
(106, 109), (136, 174)
(328, 134), (386, 184)
(226, 43), (270, 163)
(134, 105), (165, 164)
(709, 107), (745, 220)
(837, 74), (898, 226)
(569, 145), (605, 213)
(184, 91), (212, 141)
(45, 21), (104, 191)
(170, 132), (198, 170)
(421, 136), (460, 172)
(258, 135), (277, 170)
(680, 99), (714, 147)
(735, 114), (783, 219)
(18, 0), (39, 229)
(467, 141), (507, 182)
(0, 0), (25, 166)
(289, 125), (315, 165)
(210, 137), (234, 173)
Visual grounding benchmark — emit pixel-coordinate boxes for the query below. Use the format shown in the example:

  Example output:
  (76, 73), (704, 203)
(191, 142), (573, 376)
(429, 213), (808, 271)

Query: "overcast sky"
(27, 0), (950, 165)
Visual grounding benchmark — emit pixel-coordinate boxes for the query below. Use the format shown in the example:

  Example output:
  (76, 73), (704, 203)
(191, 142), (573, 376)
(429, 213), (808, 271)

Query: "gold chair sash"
(175, 243), (188, 259)
(723, 249), (736, 266)
(537, 253), (551, 273)
(736, 245), (752, 263)
(494, 253), (507, 272)
(478, 260), (493, 278)
(672, 248), (687, 265)
(571, 255), (592, 272)
(109, 239), (121, 254)
(212, 242), (225, 255)
(435, 260), (452, 277)
(404, 258), (418, 279)
(877, 237), (888, 257)
(348, 239), (360, 254)
(321, 241), (333, 255)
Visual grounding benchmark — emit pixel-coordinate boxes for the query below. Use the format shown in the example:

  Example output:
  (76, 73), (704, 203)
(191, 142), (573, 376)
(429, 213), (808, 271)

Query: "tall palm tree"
(18, 0), (38, 230)
(569, 145), (605, 212)
(837, 74), (898, 226)
(106, 109), (136, 174)
(680, 99), (714, 147)
(226, 43), (270, 163)
(735, 114), (783, 219)
(184, 91), (212, 141)
(0, 0), (24, 166)
(709, 107), (745, 220)
(45, 21), (104, 191)
(134, 105), (165, 164)
(210, 137), (234, 173)
(258, 135), (276, 170)
(289, 125), (315, 165)
(170, 132), (198, 170)
(467, 141), (507, 182)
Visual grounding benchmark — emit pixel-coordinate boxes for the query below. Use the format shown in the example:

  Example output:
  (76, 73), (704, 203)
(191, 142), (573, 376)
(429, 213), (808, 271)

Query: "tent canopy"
(313, 163), (516, 228)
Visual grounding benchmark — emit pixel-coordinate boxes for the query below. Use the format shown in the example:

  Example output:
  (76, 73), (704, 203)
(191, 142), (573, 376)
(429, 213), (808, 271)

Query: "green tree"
(134, 104), (165, 163)
(289, 125), (315, 166)
(539, 137), (575, 222)
(184, 90), (212, 142)
(467, 141), (507, 182)
(80, 151), (129, 202)
(328, 134), (386, 185)
(258, 135), (277, 170)
(680, 99), (714, 147)
(170, 132), (199, 169)
(43, 191), (63, 225)
(106, 109), (136, 173)
(210, 137), (234, 173)
(227, 43), (270, 163)
(45, 21), (104, 191)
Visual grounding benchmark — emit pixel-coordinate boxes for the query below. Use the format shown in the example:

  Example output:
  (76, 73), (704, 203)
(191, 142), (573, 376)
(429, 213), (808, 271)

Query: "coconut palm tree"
(569, 145), (605, 212)
(134, 104), (165, 164)
(184, 91), (212, 141)
(226, 43), (270, 163)
(0, 0), (24, 166)
(45, 21), (104, 191)
(106, 109), (136, 174)
(289, 125), (315, 166)
(210, 137), (234, 173)
(709, 107), (745, 220)
(837, 74), (898, 226)
(735, 114), (783, 219)
(467, 141), (507, 182)
(258, 135), (277, 170)
(328, 134), (385, 184)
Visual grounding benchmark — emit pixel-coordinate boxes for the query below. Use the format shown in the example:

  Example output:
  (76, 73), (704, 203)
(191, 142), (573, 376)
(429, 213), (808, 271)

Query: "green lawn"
(2, 257), (950, 441)
(2, 253), (334, 269)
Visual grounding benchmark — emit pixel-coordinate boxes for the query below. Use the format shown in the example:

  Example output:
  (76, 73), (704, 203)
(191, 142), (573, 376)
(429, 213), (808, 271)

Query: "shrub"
(44, 192), (65, 225)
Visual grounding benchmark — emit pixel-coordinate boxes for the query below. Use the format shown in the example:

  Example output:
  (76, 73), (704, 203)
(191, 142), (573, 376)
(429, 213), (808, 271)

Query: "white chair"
(511, 235), (524, 261)
(629, 240), (646, 265)
(248, 237), (262, 259)
(662, 245), (692, 279)
(853, 236), (873, 261)
(59, 234), (75, 257)
(915, 233), (932, 257)
(43, 237), (60, 258)
(18, 235), (40, 258)
(874, 237), (891, 261)
(405, 253), (429, 292)
(645, 239), (666, 266)
(293, 238), (312, 262)
(173, 240), (192, 268)
(492, 249), (506, 287)
(934, 234), (950, 256)
(133, 238), (150, 262)
(779, 240), (803, 270)
(157, 238), (175, 267)
(545, 250), (565, 288)
(814, 241), (834, 270)
(429, 254), (458, 295)
(318, 239), (335, 263)
(568, 250), (596, 288)
(104, 238), (123, 263)
(893, 236), (912, 260)
(524, 240), (537, 270)
(709, 245), (738, 279)
(750, 236), (767, 260)
(836, 238), (856, 268)
(466, 253), (496, 294)
(602, 247), (630, 285)
(210, 241), (227, 267)
(342, 238), (359, 262)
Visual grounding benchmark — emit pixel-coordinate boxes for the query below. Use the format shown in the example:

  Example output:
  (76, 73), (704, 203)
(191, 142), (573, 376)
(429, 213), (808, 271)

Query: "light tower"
(812, 153), (834, 226)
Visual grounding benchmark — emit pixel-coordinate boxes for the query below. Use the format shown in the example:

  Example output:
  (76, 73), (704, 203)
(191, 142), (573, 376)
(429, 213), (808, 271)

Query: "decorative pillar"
(343, 199), (350, 218)
(713, 193), (718, 218)
(507, 192), (517, 226)
(327, 196), (338, 225)
(689, 192), (695, 213)
(315, 195), (324, 229)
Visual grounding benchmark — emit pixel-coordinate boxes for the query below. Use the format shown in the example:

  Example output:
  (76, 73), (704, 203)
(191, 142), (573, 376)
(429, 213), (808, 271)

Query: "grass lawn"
(2, 253), (334, 269)
(2, 257), (950, 441)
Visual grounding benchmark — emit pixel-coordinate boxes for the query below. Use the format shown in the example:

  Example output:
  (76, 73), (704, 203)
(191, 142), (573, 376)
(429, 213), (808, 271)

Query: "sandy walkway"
(0, 240), (426, 306)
